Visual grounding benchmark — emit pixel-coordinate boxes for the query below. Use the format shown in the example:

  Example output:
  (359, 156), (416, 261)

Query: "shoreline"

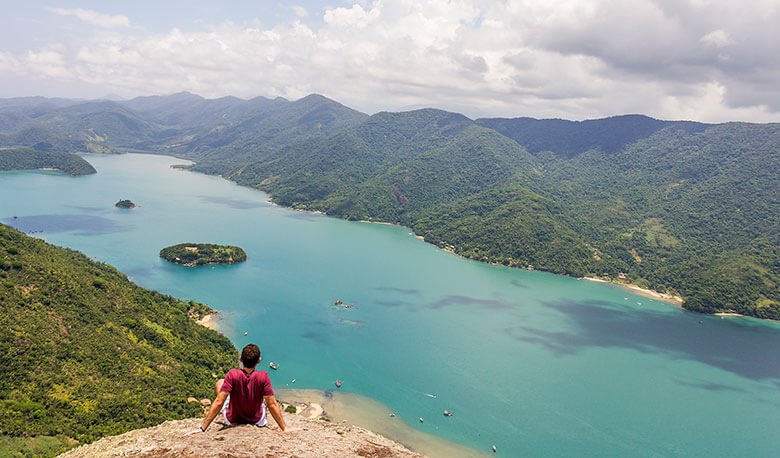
(278, 389), (489, 458)
(582, 277), (684, 306)
(121, 152), (769, 323)
(196, 311), (220, 331)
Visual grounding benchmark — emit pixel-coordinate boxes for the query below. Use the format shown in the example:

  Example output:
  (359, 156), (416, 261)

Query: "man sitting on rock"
(199, 343), (287, 433)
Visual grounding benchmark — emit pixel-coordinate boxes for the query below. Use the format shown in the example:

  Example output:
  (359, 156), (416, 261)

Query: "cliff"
(58, 411), (423, 458)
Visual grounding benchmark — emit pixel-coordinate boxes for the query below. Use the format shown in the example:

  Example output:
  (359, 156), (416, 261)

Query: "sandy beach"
(197, 311), (220, 330)
(278, 389), (490, 458)
(583, 277), (684, 305)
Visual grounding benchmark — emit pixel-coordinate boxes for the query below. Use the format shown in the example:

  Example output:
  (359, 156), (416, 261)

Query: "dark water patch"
(510, 299), (780, 384)
(675, 379), (748, 393)
(375, 299), (406, 307)
(301, 330), (332, 345)
(199, 195), (269, 209)
(510, 279), (528, 288)
(428, 294), (516, 310)
(373, 287), (421, 295)
(66, 205), (106, 212)
(2, 214), (125, 235)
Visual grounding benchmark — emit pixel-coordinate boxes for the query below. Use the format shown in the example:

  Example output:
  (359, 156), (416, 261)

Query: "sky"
(1, 0), (779, 122)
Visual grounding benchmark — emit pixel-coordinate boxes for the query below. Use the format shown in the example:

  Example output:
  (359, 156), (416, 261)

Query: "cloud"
(4, 1), (780, 122)
(48, 7), (130, 28)
(291, 5), (308, 18)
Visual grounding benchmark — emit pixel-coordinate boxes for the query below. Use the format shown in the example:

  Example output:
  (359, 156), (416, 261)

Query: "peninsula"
(0, 148), (96, 176)
(159, 243), (247, 266)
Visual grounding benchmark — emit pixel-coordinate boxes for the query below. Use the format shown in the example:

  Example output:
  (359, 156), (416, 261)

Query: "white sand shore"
(583, 277), (684, 305)
(197, 311), (220, 331)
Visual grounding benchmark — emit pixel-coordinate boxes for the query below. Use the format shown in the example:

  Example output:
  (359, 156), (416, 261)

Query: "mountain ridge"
(0, 93), (776, 319)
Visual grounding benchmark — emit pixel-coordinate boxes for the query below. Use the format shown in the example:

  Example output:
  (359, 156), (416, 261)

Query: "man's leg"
(214, 379), (232, 426)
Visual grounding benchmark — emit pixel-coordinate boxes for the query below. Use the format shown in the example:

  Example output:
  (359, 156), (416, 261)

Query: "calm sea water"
(1, 154), (778, 457)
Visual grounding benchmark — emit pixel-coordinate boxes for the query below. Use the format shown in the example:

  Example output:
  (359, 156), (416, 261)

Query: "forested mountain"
(0, 93), (777, 319)
(0, 148), (96, 175)
(0, 224), (235, 456)
(477, 114), (709, 157)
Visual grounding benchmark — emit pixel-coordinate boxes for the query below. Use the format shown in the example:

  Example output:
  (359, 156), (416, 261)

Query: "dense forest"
(0, 148), (96, 176)
(0, 93), (777, 319)
(160, 243), (247, 266)
(0, 224), (236, 456)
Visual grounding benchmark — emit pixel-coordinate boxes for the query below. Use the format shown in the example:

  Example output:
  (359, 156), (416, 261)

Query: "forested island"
(0, 224), (235, 456)
(159, 243), (247, 266)
(115, 199), (136, 208)
(0, 148), (96, 176)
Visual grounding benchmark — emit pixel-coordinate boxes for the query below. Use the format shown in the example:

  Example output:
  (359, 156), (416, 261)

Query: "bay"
(1, 153), (779, 457)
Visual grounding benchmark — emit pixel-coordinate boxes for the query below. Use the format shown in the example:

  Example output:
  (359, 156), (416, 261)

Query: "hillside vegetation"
(0, 148), (96, 176)
(0, 224), (236, 456)
(160, 243), (247, 266)
(0, 93), (777, 319)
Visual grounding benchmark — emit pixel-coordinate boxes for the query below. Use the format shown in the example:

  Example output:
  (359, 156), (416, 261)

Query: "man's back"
(222, 368), (274, 424)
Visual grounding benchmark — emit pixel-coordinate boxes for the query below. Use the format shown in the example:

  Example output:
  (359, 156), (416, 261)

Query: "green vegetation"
(0, 224), (236, 456)
(0, 148), (96, 176)
(0, 93), (777, 319)
(160, 243), (247, 266)
(0, 435), (76, 458)
(115, 199), (136, 209)
(197, 111), (779, 319)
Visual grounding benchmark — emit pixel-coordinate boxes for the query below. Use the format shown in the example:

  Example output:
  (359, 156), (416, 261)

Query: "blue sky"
(1, 1), (779, 121)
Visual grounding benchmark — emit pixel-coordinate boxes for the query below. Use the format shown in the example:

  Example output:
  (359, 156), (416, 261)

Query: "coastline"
(278, 389), (489, 458)
(583, 277), (684, 305)
(196, 311), (220, 331)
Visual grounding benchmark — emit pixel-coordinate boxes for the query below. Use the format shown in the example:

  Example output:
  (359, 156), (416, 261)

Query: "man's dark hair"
(240, 344), (261, 368)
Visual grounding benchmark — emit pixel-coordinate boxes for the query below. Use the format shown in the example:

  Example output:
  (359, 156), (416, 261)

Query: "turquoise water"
(2, 154), (779, 456)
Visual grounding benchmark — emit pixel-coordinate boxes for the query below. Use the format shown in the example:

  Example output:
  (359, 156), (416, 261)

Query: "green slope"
(0, 148), (96, 176)
(0, 225), (236, 456)
(219, 110), (779, 318)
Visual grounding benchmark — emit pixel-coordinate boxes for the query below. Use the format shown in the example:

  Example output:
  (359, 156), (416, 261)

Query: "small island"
(115, 199), (137, 209)
(159, 243), (247, 267)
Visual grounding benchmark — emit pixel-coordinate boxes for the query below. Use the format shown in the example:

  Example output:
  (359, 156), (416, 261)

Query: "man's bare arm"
(200, 391), (229, 432)
(264, 394), (287, 432)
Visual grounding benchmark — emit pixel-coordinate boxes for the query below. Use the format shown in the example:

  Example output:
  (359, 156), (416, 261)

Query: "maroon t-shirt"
(221, 368), (274, 424)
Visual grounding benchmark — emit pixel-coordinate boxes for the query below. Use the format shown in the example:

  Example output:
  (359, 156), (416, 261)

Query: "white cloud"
(291, 5), (308, 18)
(48, 7), (130, 28)
(700, 29), (731, 48)
(3, 1), (779, 122)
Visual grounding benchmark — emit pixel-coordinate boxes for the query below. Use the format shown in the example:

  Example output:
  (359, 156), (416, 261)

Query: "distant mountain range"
(0, 93), (777, 319)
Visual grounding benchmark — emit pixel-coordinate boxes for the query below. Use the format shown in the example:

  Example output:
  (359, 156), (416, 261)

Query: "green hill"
(0, 148), (96, 176)
(0, 224), (236, 456)
(207, 110), (779, 319)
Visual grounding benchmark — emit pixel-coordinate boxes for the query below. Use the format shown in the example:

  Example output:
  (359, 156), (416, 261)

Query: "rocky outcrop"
(58, 413), (423, 458)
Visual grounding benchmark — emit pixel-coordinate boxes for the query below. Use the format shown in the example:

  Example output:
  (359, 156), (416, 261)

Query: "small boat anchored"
(443, 410), (453, 417)
(418, 417), (424, 423)
(269, 362), (278, 370)
(335, 380), (343, 388)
